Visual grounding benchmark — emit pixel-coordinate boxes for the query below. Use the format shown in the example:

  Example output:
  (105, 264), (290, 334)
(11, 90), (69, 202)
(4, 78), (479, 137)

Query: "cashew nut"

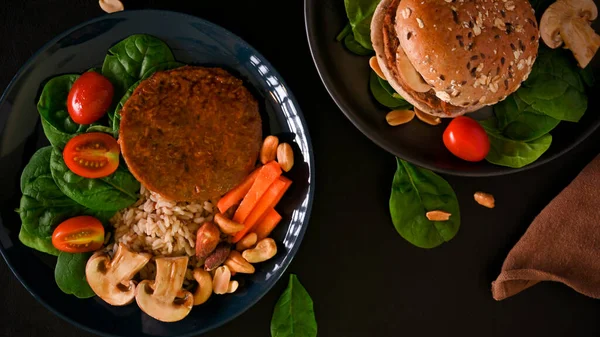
(236, 232), (258, 251)
(214, 213), (245, 235)
(242, 238), (277, 263)
(224, 250), (255, 274)
(192, 269), (212, 306)
(212, 265), (231, 295)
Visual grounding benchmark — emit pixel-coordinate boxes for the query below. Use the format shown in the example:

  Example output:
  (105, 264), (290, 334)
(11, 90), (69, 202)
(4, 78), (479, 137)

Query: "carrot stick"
(232, 176), (291, 243)
(232, 161), (281, 224)
(217, 167), (261, 213)
(253, 208), (282, 241)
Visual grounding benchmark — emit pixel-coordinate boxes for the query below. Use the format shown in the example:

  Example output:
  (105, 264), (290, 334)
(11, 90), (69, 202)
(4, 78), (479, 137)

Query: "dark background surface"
(1, 0), (599, 337)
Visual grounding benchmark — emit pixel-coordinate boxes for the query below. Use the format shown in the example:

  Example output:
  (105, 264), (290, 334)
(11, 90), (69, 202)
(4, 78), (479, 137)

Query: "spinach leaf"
(17, 147), (113, 256)
(38, 75), (91, 148)
(101, 34), (175, 99)
(579, 66), (595, 87)
(389, 159), (460, 249)
(480, 118), (553, 168)
(50, 147), (140, 211)
(141, 61), (184, 80)
(344, 0), (379, 50)
(517, 48), (587, 122)
(369, 72), (411, 108)
(336, 23), (353, 42)
(111, 80), (140, 133)
(343, 33), (373, 56)
(494, 95), (559, 141)
(55, 252), (95, 299)
(86, 125), (118, 138)
(271, 274), (317, 337)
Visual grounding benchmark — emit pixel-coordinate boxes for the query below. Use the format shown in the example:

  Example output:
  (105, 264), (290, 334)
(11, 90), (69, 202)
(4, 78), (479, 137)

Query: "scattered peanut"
(214, 213), (245, 235)
(212, 265), (231, 295)
(99, 0), (124, 13)
(236, 232), (258, 251)
(227, 280), (239, 294)
(414, 107), (441, 125)
(474, 191), (495, 208)
(369, 56), (386, 80)
(192, 269), (212, 306)
(260, 135), (279, 164)
(242, 238), (277, 263)
(277, 143), (294, 172)
(386, 110), (415, 126)
(426, 210), (451, 221)
(224, 250), (255, 274)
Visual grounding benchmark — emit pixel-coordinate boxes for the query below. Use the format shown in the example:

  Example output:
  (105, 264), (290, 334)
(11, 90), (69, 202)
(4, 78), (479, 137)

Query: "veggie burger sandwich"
(371, 0), (540, 117)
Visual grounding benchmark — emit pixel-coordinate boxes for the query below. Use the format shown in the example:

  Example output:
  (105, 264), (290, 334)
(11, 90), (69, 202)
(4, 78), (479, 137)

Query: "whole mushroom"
(135, 256), (194, 322)
(540, 0), (600, 68)
(85, 243), (151, 306)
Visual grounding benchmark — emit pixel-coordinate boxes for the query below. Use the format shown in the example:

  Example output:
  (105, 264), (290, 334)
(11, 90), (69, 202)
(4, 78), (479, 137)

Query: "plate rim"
(0, 8), (315, 337)
(303, 0), (600, 177)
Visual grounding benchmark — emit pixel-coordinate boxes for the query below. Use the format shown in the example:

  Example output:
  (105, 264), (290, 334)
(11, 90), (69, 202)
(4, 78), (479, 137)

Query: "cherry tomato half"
(52, 216), (105, 253)
(67, 72), (114, 124)
(63, 133), (120, 178)
(443, 116), (490, 162)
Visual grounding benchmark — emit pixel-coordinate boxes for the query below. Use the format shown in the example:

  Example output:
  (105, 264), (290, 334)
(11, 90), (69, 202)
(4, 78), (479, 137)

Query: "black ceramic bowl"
(304, 0), (600, 176)
(0, 10), (314, 337)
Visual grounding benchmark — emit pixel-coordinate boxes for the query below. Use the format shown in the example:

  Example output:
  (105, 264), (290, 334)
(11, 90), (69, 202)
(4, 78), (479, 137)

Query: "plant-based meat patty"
(119, 66), (262, 202)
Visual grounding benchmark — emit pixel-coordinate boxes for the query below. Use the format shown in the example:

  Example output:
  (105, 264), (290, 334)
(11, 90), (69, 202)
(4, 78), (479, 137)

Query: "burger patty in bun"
(371, 0), (540, 117)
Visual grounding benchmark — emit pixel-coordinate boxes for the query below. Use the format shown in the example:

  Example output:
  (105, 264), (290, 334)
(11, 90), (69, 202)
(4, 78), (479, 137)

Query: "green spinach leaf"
(344, 0), (379, 50)
(336, 23), (353, 42)
(370, 72), (411, 108)
(141, 61), (184, 80)
(389, 159), (460, 249)
(343, 33), (373, 56)
(271, 274), (317, 337)
(86, 125), (118, 138)
(494, 94), (559, 141)
(38, 75), (91, 148)
(101, 34), (175, 99)
(480, 118), (553, 168)
(55, 252), (95, 298)
(50, 147), (140, 211)
(111, 80), (140, 133)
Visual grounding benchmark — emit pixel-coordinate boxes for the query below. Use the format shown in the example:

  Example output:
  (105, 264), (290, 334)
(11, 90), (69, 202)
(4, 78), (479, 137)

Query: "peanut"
(426, 210), (452, 221)
(99, 0), (124, 13)
(192, 269), (212, 306)
(212, 266), (231, 295)
(414, 107), (441, 125)
(214, 213), (244, 235)
(204, 243), (231, 271)
(474, 191), (495, 208)
(224, 250), (255, 274)
(227, 280), (239, 294)
(236, 232), (258, 251)
(195, 222), (220, 259)
(369, 56), (386, 80)
(386, 110), (415, 126)
(277, 143), (294, 172)
(260, 135), (279, 164)
(242, 238), (277, 263)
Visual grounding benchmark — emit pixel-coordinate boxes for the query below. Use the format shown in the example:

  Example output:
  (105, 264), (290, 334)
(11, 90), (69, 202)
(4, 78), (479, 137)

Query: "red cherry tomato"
(67, 72), (114, 124)
(52, 216), (105, 253)
(443, 116), (490, 162)
(63, 133), (120, 178)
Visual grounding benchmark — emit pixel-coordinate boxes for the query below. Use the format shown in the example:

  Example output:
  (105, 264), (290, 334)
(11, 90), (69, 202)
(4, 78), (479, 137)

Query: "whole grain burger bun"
(371, 0), (540, 117)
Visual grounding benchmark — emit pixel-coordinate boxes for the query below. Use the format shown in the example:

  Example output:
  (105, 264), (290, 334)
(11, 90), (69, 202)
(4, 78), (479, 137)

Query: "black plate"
(0, 10), (314, 337)
(304, 0), (600, 176)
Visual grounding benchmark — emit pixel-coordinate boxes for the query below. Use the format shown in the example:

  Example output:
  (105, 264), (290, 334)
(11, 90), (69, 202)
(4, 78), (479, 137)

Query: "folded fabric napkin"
(492, 155), (600, 301)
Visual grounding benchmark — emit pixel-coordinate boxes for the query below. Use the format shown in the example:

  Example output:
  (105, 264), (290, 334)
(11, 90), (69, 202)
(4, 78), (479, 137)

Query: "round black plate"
(0, 10), (314, 337)
(304, 0), (600, 176)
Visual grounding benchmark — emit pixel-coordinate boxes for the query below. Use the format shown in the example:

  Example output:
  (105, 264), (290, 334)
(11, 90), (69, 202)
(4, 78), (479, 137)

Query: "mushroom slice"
(540, 0), (600, 68)
(395, 46), (431, 93)
(86, 243), (151, 306)
(135, 256), (193, 322)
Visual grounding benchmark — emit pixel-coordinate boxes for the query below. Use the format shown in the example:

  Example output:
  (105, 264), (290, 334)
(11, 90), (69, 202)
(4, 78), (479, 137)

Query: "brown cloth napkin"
(492, 155), (600, 301)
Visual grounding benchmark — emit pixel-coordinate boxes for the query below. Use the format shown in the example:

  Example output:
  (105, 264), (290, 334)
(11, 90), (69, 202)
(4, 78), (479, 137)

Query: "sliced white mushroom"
(85, 243), (151, 306)
(540, 0), (600, 67)
(395, 46), (432, 93)
(135, 256), (193, 322)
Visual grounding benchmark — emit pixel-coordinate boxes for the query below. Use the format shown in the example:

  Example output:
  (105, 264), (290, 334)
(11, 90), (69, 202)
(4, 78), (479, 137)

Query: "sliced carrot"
(232, 161), (281, 224)
(217, 167), (261, 213)
(254, 208), (282, 241)
(232, 176), (291, 243)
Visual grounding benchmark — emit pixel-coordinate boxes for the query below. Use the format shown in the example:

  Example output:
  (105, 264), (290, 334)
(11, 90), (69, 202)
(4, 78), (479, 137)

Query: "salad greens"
(111, 80), (140, 133)
(271, 274), (317, 337)
(50, 147), (140, 212)
(343, 0), (379, 50)
(369, 72), (411, 108)
(55, 252), (96, 299)
(493, 95), (559, 141)
(389, 158), (460, 248)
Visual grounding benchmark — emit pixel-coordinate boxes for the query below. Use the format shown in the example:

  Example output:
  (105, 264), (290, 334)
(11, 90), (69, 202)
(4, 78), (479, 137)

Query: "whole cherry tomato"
(443, 116), (490, 162)
(67, 72), (114, 124)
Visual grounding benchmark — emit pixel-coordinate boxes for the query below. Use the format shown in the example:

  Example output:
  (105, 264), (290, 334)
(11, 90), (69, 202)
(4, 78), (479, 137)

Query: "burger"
(371, 0), (540, 118)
